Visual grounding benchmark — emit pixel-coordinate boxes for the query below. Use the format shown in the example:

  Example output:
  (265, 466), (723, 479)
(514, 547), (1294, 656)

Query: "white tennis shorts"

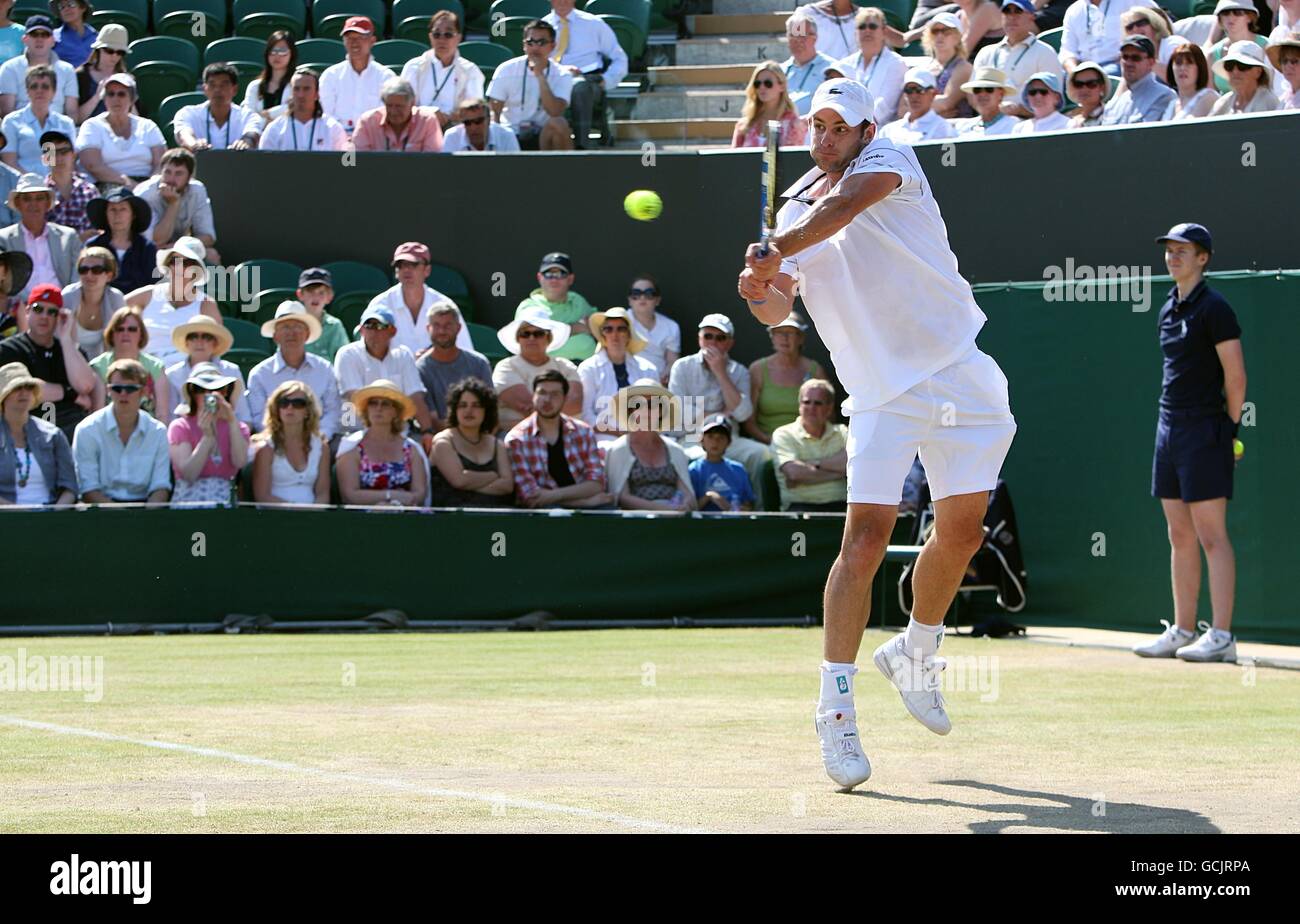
(846, 346), (1016, 505)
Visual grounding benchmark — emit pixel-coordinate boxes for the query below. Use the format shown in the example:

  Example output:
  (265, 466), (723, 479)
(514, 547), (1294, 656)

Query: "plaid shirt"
(46, 173), (97, 234)
(504, 413), (604, 503)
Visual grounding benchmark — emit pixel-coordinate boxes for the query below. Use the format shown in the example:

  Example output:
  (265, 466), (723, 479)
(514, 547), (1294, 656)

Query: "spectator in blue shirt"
(689, 414), (755, 512)
(71, 355), (171, 504)
(0, 1), (24, 64)
(50, 0), (95, 68)
(1102, 35), (1175, 124)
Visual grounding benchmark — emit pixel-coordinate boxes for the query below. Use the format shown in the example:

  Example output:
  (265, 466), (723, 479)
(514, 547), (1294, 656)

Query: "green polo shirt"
(306, 312), (350, 363)
(515, 288), (597, 361)
(771, 419), (849, 509)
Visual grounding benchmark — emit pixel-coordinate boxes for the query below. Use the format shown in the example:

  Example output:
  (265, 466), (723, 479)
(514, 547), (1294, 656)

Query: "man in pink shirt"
(351, 78), (444, 152)
(0, 172), (79, 296)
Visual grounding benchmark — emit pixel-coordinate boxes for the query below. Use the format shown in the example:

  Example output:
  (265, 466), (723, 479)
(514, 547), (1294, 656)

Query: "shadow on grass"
(853, 779), (1220, 833)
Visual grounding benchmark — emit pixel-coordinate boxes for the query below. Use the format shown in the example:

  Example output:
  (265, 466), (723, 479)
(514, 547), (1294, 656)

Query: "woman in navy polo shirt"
(1134, 223), (1247, 664)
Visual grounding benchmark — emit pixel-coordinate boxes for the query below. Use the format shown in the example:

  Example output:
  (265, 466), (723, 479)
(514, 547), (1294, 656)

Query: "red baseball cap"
(392, 241), (430, 264)
(28, 283), (62, 307)
(341, 16), (375, 35)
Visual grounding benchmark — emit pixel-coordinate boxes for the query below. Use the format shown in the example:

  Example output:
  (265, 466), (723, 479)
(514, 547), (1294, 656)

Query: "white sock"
(1209, 627), (1233, 643)
(819, 661), (856, 714)
(905, 618), (944, 658)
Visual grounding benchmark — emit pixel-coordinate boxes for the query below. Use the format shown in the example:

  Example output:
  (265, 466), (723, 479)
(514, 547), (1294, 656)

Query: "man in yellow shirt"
(771, 378), (848, 511)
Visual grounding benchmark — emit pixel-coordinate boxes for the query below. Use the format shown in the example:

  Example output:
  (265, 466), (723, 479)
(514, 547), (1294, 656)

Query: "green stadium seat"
(153, 0), (228, 53)
(205, 37), (265, 67)
(127, 39), (202, 114)
(758, 458), (781, 512)
(1038, 27), (1063, 52)
(1192, 0), (1218, 13)
(464, 0), (493, 33)
(234, 259), (304, 293)
(232, 0), (306, 41)
(320, 260), (391, 296)
(11, 5), (48, 26)
(428, 264), (469, 299)
(222, 316), (273, 351)
(392, 0), (467, 42)
(648, 0), (674, 31)
(312, 0), (387, 39)
(226, 60), (263, 89)
(295, 38), (346, 72)
(329, 290), (381, 334)
(155, 90), (205, 145)
(224, 347), (274, 379)
(487, 0), (550, 22)
(243, 288), (299, 324)
(857, 0), (909, 31)
(488, 14), (533, 52)
(90, 0), (150, 42)
(467, 321), (509, 362)
(127, 36), (201, 73)
(372, 39), (426, 70)
(1162, 0), (1196, 17)
(597, 14), (645, 61)
(585, 0), (649, 34)
(458, 40), (512, 77)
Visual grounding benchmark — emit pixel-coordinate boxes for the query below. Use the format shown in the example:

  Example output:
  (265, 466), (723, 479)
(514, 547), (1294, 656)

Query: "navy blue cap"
(999, 0), (1035, 12)
(24, 14), (54, 33)
(298, 267), (332, 288)
(701, 413), (732, 436)
(1156, 222), (1213, 253)
(1120, 35), (1157, 57)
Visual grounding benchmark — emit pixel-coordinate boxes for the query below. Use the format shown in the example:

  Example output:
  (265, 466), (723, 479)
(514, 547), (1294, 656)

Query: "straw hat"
(498, 305), (571, 356)
(260, 300), (322, 343)
(1266, 31), (1300, 70)
(0, 361), (42, 406)
(171, 314), (234, 356)
(960, 66), (1016, 93)
(588, 306), (648, 353)
(610, 378), (681, 432)
(351, 379), (416, 422)
(6, 173), (54, 213)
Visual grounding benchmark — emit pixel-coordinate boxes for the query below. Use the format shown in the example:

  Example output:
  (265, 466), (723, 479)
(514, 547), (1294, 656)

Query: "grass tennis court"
(2, 629), (1297, 834)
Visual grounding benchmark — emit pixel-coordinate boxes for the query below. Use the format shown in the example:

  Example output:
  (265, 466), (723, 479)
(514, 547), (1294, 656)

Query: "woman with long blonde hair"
(731, 61), (807, 148)
(251, 379), (329, 505)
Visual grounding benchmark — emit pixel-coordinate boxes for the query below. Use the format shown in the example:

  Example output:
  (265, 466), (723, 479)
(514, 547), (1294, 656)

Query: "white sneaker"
(1176, 622), (1237, 663)
(1133, 619), (1196, 658)
(872, 632), (951, 736)
(814, 708), (872, 791)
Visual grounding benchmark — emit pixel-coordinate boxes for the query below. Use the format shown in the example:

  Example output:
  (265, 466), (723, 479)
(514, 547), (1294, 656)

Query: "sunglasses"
(517, 329), (549, 339)
(52, 145), (74, 156)
(753, 78), (777, 89)
(78, 264), (109, 274)
(1120, 54), (1149, 63)
(1026, 87), (1053, 96)
(902, 85), (930, 94)
(1221, 8), (1250, 15)
(857, 22), (881, 30)
(430, 31), (458, 39)
(29, 304), (61, 315)
(701, 332), (729, 341)
(107, 382), (143, 395)
(276, 396), (309, 408)
(99, 47), (124, 56)
(628, 287), (658, 298)
(971, 87), (998, 94)
(540, 269), (568, 279)
(361, 320), (392, 330)
(600, 325), (629, 335)
(1223, 60), (1259, 71)
(461, 115), (486, 125)
(186, 332), (218, 342)
(1071, 77), (1103, 88)
(523, 38), (550, 46)
(268, 47), (291, 56)
(1124, 22), (1146, 30)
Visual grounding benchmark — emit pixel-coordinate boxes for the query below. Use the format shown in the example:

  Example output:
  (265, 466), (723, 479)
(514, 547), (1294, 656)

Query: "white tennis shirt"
(776, 136), (985, 413)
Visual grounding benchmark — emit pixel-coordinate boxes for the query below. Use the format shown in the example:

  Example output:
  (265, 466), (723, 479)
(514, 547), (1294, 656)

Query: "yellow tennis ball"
(624, 189), (662, 221)
(1234, 439), (1244, 459)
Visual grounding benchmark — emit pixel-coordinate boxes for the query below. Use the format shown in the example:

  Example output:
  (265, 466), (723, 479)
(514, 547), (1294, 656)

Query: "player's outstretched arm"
(739, 266), (795, 326)
(773, 171), (900, 260)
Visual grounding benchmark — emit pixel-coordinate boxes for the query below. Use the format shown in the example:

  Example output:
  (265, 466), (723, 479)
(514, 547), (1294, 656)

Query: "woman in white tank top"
(126, 236), (218, 368)
(250, 380), (329, 505)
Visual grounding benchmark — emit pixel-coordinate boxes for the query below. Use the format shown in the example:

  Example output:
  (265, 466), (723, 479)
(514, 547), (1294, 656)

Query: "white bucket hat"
(1213, 40), (1272, 83)
(498, 305), (570, 355)
(157, 235), (207, 269)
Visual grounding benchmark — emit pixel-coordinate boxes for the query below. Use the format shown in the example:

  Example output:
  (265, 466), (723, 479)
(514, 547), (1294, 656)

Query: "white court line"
(0, 715), (710, 835)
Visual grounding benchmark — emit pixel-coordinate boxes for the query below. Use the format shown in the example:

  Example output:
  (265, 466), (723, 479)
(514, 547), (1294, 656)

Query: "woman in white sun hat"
(1011, 71), (1069, 133)
(1065, 60), (1116, 128)
(1205, 0), (1289, 96)
(491, 304), (582, 433)
(124, 235), (221, 368)
(1208, 40), (1281, 114)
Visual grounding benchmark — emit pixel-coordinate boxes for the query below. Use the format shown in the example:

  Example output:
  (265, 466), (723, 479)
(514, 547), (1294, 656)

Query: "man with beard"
(415, 302), (492, 432)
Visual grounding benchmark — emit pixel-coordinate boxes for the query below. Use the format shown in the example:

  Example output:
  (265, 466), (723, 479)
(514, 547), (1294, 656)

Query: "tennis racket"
(757, 120), (780, 257)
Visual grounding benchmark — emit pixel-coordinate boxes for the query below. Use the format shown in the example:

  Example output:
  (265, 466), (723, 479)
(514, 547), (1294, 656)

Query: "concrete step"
(614, 117), (737, 141)
(649, 63), (759, 86)
(714, 0), (794, 14)
(631, 87), (748, 119)
(676, 35), (790, 65)
(687, 12), (792, 34)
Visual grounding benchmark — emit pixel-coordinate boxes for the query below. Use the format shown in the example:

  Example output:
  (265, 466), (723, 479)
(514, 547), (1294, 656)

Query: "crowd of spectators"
(732, 0), (1298, 146)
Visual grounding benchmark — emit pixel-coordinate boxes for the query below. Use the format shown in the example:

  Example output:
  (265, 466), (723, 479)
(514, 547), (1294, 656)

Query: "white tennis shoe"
(1176, 622), (1237, 663)
(815, 708), (872, 791)
(1133, 619), (1197, 658)
(872, 632), (952, 736)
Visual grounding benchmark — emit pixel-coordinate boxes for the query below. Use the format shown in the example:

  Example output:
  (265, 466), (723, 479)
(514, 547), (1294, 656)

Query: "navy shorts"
(1152, 412), (1234, 502)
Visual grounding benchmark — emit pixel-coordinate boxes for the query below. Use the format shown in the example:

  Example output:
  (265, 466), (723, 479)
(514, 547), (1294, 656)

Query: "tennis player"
(738, 78), (1016, 790)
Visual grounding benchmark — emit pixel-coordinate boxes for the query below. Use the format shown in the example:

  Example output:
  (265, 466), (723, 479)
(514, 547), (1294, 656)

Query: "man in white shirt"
(1059, 0), (1159, 74)
(955, 66), (1022, 135)
(134, 148), (219, 263)
(973, 0), (1066, 117)
(878, 69), (956, 144)
(318, 16), (396, 138)
(333, 303), (435, 436)
(739, 79), (1015, 792)
(368, 241), (473, 357)
(0, 16), (77, 117)
(543, 0), (628, 149)
(399, 10), (485, 128)
(486, 21), (574, 151)
(783, 14), (839, 116)
(441, 98), (521, 152)
(173, 64), (264, 152)
(258, 68), (348, 151)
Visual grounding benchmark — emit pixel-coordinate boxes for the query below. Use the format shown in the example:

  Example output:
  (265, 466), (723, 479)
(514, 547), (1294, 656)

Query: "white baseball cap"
(807, 77), (876, 126)
(697, 313), (734, 336)
(903, 67), (937, 90)
(928, 11), (963, 31)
